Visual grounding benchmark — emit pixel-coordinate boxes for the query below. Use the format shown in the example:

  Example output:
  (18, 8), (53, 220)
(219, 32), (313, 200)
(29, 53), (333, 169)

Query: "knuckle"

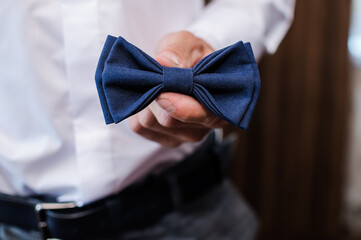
(158, 114), (176, 128)
(138, 113), (157, 129)
(175, 111), (195, 123)
(129, 119), (145, 134)
(203, 115), (221, 127)
(178, 31), (196, 40)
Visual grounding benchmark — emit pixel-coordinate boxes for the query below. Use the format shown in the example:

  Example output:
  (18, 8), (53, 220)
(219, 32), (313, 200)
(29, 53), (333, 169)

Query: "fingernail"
(159, 51), (180, 66)
(157, 98), (175, 112)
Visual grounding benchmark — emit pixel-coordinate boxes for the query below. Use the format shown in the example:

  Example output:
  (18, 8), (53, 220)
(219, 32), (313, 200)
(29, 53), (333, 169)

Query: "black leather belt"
(0, 133), (234, 239)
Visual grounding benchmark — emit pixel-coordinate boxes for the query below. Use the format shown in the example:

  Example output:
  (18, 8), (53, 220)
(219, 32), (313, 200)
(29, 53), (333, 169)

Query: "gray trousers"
(0, 180), (258, 240)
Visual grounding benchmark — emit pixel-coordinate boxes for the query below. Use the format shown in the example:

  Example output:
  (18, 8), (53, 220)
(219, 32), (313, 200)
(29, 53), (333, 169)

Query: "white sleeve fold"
(188, 0), (295, 60)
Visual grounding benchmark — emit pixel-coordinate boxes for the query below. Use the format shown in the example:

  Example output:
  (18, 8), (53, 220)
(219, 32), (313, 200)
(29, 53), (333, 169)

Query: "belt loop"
(165, 174), (183, 210)
(217, 132), (238, 178)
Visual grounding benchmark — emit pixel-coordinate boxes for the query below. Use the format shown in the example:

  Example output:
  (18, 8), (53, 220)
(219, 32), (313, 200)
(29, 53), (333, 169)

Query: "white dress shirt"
(0, 0), (295, 205)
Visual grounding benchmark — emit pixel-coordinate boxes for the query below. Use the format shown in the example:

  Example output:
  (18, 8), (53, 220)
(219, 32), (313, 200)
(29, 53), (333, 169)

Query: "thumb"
(154, 31), (208, 68)
(155, 50), (182, 68)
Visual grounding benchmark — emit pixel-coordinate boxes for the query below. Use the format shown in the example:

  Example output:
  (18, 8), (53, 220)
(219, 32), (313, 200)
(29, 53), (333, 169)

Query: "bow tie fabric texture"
(95, 35), (260, 129)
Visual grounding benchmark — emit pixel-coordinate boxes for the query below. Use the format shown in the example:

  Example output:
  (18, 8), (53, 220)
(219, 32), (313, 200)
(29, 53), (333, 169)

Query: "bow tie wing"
(192, 42), (260, 129)
(95, 36), (260, 129)
(95, 36), (163, 124)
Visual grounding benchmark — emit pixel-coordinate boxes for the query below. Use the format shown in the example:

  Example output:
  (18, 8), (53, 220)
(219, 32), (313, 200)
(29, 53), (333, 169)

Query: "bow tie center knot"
(162, 67), (193, 95)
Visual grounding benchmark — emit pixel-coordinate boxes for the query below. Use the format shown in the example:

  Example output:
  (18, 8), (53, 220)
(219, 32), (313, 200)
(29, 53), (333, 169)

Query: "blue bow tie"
(95, 35), (260, 129)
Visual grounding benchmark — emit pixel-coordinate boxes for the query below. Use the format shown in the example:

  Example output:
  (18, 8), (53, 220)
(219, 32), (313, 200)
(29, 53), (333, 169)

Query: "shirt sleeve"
(187, 0), (296, 60)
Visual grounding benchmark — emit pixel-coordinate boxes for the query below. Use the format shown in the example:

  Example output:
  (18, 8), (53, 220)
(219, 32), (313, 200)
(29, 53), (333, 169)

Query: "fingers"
(128, 92), (227, 147)
(129, 114), (183, 147)
(128, 31), (226, 146)
(156, 93), (227, 128)
(128, 107), (211, 147)
(154, 31), (213, 68)
(151, 32), (225, 129)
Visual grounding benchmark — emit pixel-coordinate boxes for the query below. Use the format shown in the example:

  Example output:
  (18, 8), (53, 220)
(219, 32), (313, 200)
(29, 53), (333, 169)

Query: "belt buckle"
(35, 202), (77, 240)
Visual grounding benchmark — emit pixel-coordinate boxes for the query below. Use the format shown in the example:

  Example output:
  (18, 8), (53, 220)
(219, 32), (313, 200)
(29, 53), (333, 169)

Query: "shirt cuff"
(187, 0), (295, 61)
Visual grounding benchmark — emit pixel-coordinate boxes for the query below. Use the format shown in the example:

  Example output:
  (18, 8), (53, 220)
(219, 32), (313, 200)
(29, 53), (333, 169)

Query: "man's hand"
(128, 31), (227, 147)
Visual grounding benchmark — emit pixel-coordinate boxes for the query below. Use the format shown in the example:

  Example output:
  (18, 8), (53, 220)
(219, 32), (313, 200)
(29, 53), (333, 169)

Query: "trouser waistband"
(0, 132), (236, 239)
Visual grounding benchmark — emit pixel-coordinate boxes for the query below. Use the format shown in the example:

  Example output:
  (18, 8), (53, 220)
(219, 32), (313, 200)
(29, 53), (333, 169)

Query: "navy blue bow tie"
(95, 35), (260, 129)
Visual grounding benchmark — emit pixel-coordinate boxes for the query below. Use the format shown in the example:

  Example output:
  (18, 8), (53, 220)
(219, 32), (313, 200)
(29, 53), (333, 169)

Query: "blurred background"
(225, 0), (361, 239)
